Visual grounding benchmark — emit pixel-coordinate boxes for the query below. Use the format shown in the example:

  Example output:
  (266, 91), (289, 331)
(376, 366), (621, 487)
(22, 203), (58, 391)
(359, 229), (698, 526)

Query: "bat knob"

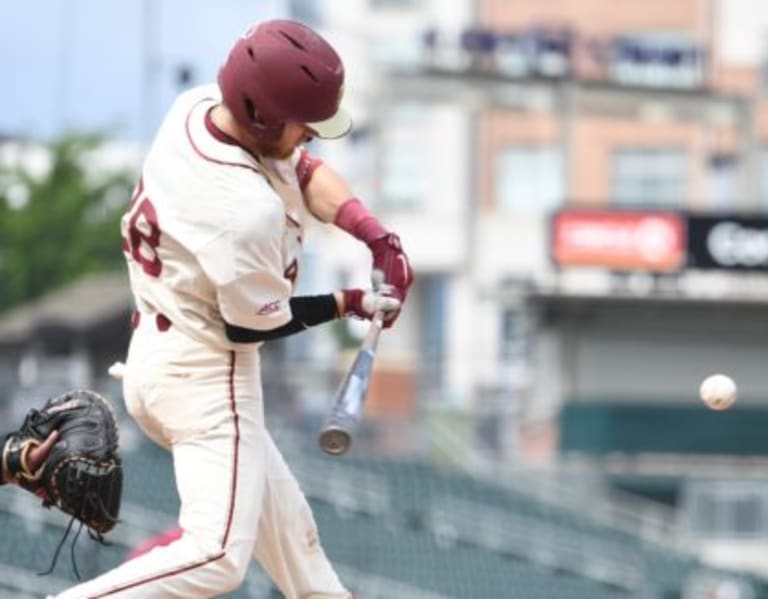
(319, 427), (351, 456)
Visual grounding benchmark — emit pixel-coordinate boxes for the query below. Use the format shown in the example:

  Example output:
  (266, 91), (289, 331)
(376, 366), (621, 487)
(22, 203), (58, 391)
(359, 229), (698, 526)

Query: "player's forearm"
(224, 293), (342, 343)
(309, 192), (351, 224)
(297, 154), (388, 234)
(298, 159), (358, 224)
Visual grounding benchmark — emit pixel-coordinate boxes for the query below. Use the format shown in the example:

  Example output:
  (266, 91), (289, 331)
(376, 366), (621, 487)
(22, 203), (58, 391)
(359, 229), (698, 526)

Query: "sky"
(2, 0), (768, 142)
(0, 0), (283, 141)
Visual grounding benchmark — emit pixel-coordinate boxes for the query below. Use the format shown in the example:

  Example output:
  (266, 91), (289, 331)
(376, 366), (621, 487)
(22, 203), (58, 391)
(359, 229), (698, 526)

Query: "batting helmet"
(218, 20), (352, 140)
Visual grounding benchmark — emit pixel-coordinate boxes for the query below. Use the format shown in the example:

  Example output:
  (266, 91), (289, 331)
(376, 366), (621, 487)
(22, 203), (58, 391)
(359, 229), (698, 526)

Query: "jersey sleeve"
(197, 201), (292, 331)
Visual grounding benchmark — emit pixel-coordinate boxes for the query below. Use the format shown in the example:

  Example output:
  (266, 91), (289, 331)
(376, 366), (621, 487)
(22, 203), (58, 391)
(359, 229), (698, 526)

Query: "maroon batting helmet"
(218, 20), (352, 140)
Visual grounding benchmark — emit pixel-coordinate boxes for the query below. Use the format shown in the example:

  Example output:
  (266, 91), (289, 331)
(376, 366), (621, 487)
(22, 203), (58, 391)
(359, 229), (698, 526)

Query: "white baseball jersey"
(57, 85), (351, 599)
(120, 84), (306, 350)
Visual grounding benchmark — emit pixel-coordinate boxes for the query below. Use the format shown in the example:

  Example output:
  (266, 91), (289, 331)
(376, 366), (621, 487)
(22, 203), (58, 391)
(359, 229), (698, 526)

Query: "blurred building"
(298, 0), (768, 577)
(0, 272), (132, 423)
(6, 0), (768, 581)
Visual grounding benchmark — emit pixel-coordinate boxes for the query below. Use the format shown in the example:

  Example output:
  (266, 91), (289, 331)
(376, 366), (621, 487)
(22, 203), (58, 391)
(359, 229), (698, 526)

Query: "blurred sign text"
(552, 209), (687, 272)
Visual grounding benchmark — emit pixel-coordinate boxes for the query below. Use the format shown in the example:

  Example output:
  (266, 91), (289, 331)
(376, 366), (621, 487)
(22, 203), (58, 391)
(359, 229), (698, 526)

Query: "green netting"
(1, 438), (766, 598)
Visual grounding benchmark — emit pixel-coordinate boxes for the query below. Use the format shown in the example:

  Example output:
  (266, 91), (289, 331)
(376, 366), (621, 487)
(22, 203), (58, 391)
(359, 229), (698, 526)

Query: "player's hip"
(128, 311), (260, 372)
(124, 319), (264, 444)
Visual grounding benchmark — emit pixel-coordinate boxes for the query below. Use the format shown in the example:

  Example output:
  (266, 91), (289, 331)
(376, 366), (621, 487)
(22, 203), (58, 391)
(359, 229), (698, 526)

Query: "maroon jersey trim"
(204, 106), (240, 146)
(185, 99), (262, 174)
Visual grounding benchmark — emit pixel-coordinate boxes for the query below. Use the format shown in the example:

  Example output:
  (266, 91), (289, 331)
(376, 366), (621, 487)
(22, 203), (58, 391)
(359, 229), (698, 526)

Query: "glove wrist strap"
(340, 289), (363, 317)
(334, 198), (388, 245)
(3, 436), (44, 483)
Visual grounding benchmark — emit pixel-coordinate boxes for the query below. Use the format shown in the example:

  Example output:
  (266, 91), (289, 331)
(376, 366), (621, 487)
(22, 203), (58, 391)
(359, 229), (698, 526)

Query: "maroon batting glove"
(335, 199), (415, 302)
(368, 233), (414, 303)
(341, 289), (401, 329)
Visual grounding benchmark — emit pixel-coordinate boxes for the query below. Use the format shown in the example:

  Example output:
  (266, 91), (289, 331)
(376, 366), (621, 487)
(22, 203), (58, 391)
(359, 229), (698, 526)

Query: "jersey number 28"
(122, 179), (162, 277)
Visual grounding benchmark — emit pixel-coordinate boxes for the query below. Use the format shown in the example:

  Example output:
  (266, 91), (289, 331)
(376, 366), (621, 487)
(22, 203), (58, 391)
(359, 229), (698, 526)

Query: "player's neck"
(211, 104), (290, 160)
(209, 105), (253, 150)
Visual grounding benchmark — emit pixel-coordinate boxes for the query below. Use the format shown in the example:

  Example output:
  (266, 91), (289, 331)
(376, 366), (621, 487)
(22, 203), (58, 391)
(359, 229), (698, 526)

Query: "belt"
(131, 310), (172, 332)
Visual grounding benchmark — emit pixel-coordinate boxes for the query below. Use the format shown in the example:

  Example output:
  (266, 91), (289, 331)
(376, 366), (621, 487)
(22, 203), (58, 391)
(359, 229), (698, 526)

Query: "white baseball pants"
(53, 317), (349, 598)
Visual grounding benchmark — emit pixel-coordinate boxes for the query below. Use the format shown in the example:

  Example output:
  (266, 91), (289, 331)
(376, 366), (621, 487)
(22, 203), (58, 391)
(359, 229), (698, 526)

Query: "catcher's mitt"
(3, 389), (122, 534)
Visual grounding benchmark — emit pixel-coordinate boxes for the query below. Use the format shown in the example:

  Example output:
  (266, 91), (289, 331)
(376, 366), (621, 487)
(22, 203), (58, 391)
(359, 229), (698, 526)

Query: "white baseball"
(699, 374), (737, 410)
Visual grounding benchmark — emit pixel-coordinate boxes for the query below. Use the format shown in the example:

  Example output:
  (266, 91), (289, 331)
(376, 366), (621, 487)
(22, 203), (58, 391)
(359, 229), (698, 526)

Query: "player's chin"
(263, 144), (297, 160)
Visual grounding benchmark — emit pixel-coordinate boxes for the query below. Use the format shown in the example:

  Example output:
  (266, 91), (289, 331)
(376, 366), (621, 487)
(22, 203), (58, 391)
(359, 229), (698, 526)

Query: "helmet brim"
(307, 107), (352, 139)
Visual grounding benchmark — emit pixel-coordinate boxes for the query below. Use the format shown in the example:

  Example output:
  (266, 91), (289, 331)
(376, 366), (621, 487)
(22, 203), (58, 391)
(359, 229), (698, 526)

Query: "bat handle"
(363, 310), (385, 350)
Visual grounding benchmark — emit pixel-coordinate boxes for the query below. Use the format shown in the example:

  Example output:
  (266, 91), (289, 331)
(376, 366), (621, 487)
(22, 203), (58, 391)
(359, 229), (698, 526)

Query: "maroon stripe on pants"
(92, 553), (225, 598)
(222, 351), (240, 547)
(92, 351), (242, 598)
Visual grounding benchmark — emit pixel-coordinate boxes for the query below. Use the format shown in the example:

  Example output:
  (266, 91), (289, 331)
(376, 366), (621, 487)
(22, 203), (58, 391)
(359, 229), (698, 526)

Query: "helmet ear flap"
(244, 97), (285, 140)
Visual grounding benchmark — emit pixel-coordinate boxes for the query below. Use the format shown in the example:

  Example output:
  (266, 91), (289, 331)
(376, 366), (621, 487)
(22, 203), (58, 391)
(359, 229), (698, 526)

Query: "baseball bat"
(318, 311), (384, 455)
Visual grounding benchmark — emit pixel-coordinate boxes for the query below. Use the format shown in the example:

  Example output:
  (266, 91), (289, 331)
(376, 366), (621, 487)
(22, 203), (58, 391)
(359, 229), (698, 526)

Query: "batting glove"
(368, 233), (414, 304)
(341, 289), (401, 329)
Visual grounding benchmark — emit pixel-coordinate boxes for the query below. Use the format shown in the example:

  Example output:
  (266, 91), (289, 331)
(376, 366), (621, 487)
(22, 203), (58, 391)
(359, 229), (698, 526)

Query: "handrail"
(429, 495), (643, 590)
(495, 465), (681, 545)
(426, 413), (683, 547)
(290, 458), (392, 515)
(593, 452), (768, 477)
(277, 415), (683, 552)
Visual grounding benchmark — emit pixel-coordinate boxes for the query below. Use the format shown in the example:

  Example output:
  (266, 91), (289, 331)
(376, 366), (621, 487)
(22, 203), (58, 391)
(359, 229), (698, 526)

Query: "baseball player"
(53, 19), (413, 599)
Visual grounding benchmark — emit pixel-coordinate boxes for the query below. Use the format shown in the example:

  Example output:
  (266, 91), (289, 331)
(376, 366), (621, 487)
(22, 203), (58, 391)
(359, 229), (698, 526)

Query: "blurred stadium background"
(4, 0), (768, 597)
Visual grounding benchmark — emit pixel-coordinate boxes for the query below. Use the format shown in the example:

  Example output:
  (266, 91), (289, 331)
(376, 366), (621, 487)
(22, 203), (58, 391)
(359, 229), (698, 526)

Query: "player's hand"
(368, 233), (414, 308)
(332, 198), (414, 323)
(340, 289), (401, 329)
(25, 431), (59, 475)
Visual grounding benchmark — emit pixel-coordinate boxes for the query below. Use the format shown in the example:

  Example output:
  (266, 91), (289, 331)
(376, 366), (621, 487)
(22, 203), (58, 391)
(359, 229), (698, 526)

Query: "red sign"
(552, 210), (686, 272)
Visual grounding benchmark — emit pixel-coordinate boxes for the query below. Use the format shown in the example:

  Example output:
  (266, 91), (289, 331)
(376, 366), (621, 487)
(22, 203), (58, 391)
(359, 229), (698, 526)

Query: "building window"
(759, 147), (768, 213)
(687, 481), (768, 539)
(609, 32), (704, 89)
(379, 103), (429, 208)
(496, 146), (563, 213)
(370, 33), (425, 68)
(499, 308), (527, 362)
(707, 153), (738, 211)
(611, 148), (687, 207)
(418, 274), (446, 388)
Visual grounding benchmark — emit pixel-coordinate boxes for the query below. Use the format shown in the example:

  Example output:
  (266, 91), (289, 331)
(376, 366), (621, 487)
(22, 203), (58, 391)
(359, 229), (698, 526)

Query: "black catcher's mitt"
(3, 389), (122, 534)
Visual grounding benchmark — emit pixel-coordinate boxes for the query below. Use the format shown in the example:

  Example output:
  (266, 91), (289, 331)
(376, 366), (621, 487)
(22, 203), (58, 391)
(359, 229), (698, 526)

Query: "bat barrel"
(318, 426), (352, 455)
(317, 311), (384, 456)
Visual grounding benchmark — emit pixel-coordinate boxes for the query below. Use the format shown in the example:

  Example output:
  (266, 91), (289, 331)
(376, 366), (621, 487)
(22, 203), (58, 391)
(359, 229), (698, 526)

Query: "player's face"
(260, 122), (315, 159)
